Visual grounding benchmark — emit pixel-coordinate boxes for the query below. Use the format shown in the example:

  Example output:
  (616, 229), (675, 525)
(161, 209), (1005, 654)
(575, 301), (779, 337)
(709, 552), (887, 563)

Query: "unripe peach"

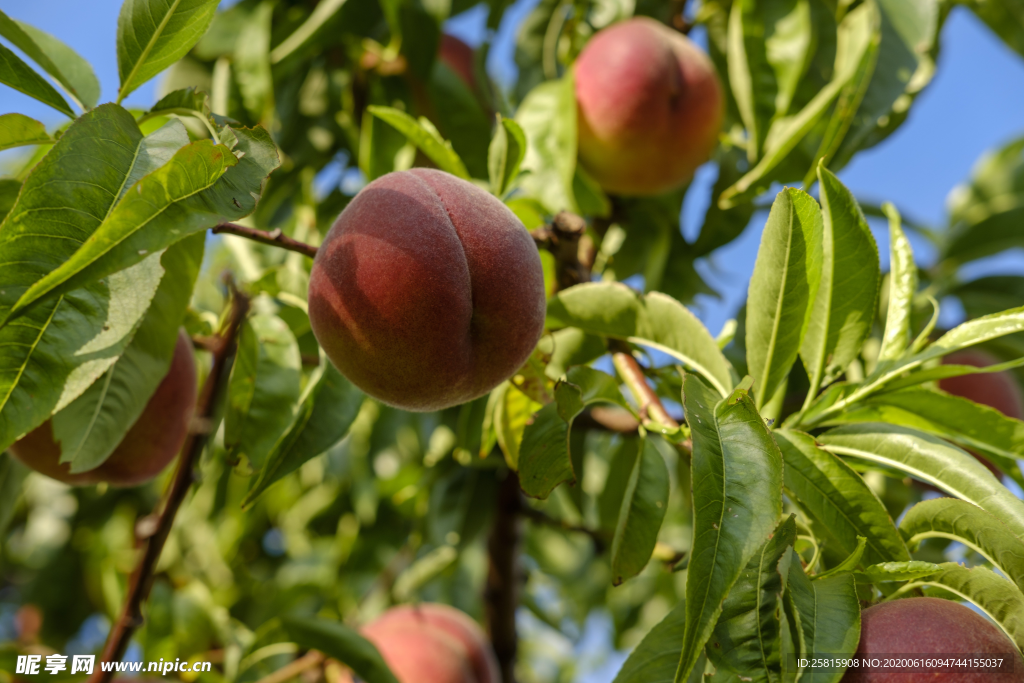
(440, 35), (477, 91)
(351, 604), (499, 683)
(842, 597), (1024, 682)
(939, 349), (1024, 419)
(10, 330), (196, 486)
(307, 169), (546, 412)
(574, 17), (723, 196)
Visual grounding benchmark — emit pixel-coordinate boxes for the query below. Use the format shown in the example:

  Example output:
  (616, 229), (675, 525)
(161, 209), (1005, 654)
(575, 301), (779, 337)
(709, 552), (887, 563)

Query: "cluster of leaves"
(1, 0), (1024, 681)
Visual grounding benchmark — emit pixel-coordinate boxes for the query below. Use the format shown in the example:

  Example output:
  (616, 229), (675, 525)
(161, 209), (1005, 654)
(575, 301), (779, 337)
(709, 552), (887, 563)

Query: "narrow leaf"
(117, 0), (220, 102)
(746, 187), (823, 407)
(814, 536), (866, 579)
(0, 453), (28, 536)
(707, 515), (797, 682)
(546, 282), (735, 397)
(819, 423), (1024, 539)
(244, 361), (364, 506)
(367, 106), (469, 179)
(0, 10), (99, 108)
(614, 600), (692, 683)
(900, 498), (1024, 593)
(785, 554), (860, 683)
(854, 561), (940, 584)
(774, 429), (908, 567)
(800, 166), (879, 397)
(877, 202), (916, 361)
(922, 563), (1024, 651)
(0, 113), (53, 151)
(225, 312), (302, 471)
(488, 115), (527, 196)
(51, 233), (204, 473)
(0, 42), (74, 117)
(519, 367), (632, 499)
(281, 617), (399, 683)
(676, 375), (784, 681)
(611, 434), (670, 585)
(269, 0), (348, 63)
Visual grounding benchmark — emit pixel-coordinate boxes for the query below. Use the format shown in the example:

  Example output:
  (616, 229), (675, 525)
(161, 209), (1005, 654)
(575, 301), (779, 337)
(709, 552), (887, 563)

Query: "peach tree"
(1, 0), (1024, 681)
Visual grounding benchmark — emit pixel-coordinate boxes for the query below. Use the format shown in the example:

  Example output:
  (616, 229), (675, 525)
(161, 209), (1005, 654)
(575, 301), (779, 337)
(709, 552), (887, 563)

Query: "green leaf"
(0, 113), (53, 151)
(3, 123), (279, 323)
(516, 74), (578, 213)
(493, 383), (542, 469)
(854, 560), (941, 583)
(281, 616), (399, 683)
(598, 436), (642, 532)
(719, 3), (876, 208)
(269, 0), (348, 63)
(0, 179), (19, 222)
(488, 115), (527, 197)
(824, 387), (1024, 487)
(819, 423), (1024, 539)
(225, 312), (302, 472)
(244, 360), (364, 506)
(611, 434), (670, 585)
(800, 166), (879, 398)
(546, 283), (735, 398)
(429, 60), (491, 180)
(234, 2), (274, 124)
(900, 498), (1024, 593)
(0, 10), (100, 109)
(784, 554), (860, 683)
(774, 429), (909, 567)
(707, 516), (797, 682)
(815, 536), (866, 579)
(116, 0), (220, 102)
(51, 233), (204, 473)
(921, 563), (1024, 651)
(746, 188), (823, 407)
(877, 202), (916, 362)
(519, 367), (632, 499)
(141, 86), (211, 121)
(0, 42), (74, 117)
(367, 106), (470, 179)
(942, 136), (1024, 266)
(615, 600), (693, 683)
(962, 0), (1024, 59)
(0, 453), (28, 536)
(676, 375), (784, 682)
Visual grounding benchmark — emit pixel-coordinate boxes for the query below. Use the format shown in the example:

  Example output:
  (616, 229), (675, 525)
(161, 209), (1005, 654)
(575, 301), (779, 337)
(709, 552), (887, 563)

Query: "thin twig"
(611, 351), (680, 429)
(90, 290), (250, 683)
(253, 650), (325, 683)
(212, 222), (319, 259)
(519, 506), (608, 547)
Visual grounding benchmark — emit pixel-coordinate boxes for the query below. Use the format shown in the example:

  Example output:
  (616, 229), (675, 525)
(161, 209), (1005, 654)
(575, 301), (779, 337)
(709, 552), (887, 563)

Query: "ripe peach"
(347, 604), (499, 683)
(574, 17), (723, 196)
(440, 35), (477, 92)
(939, 349), (1024, 419)
(10, 330), (197, 486)
(842, 597), (1024, 682)
(307, 169), (546, 412)
(364, 604), (499, 683)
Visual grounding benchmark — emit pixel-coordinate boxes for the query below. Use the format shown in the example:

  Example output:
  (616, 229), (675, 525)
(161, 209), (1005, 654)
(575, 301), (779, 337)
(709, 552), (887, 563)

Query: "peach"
(364, 604), (499, 683)
(939, 349), (1024, 419)
(574, 17), (723, 196)
(842, 597), (1024, 682)
(10, 330), (196, 486)
(307, 169), (546, 412)
(440, 35), (477, 92)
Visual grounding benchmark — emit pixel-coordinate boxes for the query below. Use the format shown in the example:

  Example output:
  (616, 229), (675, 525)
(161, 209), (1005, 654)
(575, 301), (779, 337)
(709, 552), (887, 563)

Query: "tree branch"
(90, 289), (250, 683)
(519, 506), (608, 550)
(212, 222), (319, 259)
(486, 471), (523, 683)
(611, 351), (680, 429)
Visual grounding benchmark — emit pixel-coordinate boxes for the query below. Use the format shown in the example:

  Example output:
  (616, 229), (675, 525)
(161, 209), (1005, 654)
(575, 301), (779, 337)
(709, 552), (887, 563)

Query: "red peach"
(10, 330), (196, 486)
(842, 597), (1024, 682)
(307, 169), (546, 412)
(939, 349), (1024, 419)
(574, 17), (723, 196)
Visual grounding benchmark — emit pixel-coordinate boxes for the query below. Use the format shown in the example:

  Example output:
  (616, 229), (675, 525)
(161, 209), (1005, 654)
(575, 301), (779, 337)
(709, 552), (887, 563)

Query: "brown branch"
(486, 471), (523, 683)
(611, 352), (680, 429)
(520, 506), (608, 550)
(212, 222), (319, 259)
(90, 290), (250, 683)
(530, 211), (593, 291)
